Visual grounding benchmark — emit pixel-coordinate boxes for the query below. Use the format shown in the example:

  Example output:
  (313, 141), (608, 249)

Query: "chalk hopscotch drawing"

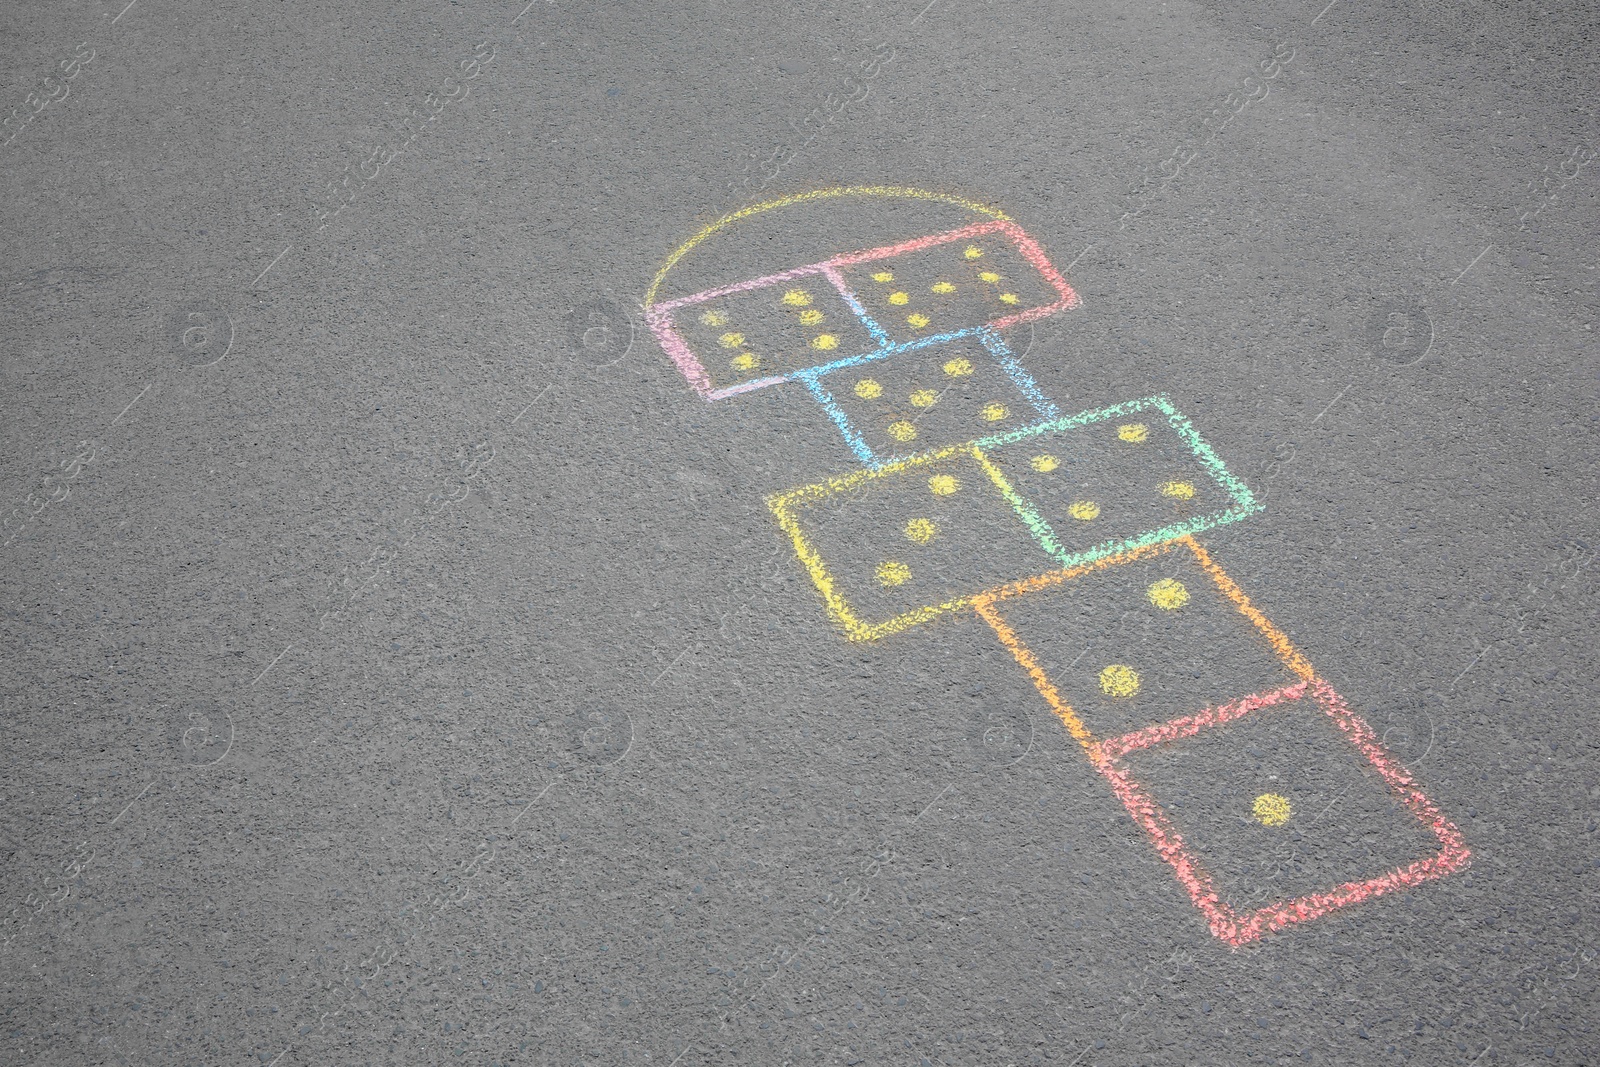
(645, 187), (1469, 946)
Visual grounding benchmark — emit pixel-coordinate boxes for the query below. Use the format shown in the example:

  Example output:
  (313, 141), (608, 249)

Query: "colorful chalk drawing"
(646, 187), (1469, 946)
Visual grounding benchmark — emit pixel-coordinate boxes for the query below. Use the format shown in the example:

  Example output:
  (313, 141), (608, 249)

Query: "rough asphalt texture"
(2, 0), (1597, 1063)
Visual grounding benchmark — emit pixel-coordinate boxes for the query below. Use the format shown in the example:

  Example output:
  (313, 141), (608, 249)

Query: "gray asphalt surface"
(2, 0), (1597, 1063)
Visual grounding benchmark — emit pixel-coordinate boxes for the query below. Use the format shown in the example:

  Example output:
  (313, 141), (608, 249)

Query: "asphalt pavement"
(1, 0), (1597, 1063)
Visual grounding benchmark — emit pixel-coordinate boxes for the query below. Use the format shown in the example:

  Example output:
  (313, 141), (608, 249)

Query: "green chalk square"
(972, 396), (1260, 568)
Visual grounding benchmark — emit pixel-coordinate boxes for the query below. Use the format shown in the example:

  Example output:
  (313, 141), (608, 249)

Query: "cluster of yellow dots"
(1026, 452), (1098, 522)
(851, 357), (1009, 446)
(782, 289), (840, 352)
(1094, 577), (1192, 697)
(1017, 424), (1200, 523)
(862, 246), (1023, 330)
(868, 270), (934, 331)
(965, 244), (1021, 305)
(1117, 423), (1198, 501)
(874, 473), (962, 588)
(698, 287), (845, 375)
(697, 309), (763, 373)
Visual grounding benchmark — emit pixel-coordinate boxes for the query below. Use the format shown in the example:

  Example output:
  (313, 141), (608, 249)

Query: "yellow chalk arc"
(645, 186), (1011, 308)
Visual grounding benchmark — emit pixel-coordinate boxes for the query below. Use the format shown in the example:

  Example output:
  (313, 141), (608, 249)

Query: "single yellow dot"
(904, 518), (938, 544)
(1118, 423), (1150, 443)
(980, 403), (1009, 422)
(699, 310), (728, 327)
(854, 378), (883, 399)
(887, 420), (918, 442)
(797, 309), (824, 325)
(876, 560), (912, 587)
(1068, 500), (1100, 521)
(731, 353), (760, 371)
(942, 358), (974, 377)
(1160, 481), (1197, 500)
(810, 334), (839, 350)
(872, 271), (894, 283)
(999, 293), (1020, 305)
(1146, 578), (1190, 610)
(781, 289), (812, 307)
(906, 313), (930, 328)
(1253, 793), (1293, 827)
(1030, 455), (1059, 472)
(964, 246), (984, 259)
(888, 291), (910, 305)
(718, 332), (745, 348)
(979, 271), (1002, 284)
(909, 389), (939, 408)
(1099, 664), (1141, 698)
(931, 281), (956, 294)
(929, 474), (960, 496)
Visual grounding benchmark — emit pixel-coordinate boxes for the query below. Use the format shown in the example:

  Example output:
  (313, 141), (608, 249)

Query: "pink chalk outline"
(647, 219), (1080, 400)
(1088, 678), (1471, 947)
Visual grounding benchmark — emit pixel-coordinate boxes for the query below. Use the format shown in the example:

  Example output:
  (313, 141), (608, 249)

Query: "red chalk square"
(1093, 679), (1470, 945)
(839, 223), (1070, 345)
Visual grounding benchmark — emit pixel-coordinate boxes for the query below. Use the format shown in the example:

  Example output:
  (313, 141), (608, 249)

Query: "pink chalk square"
(647, 267), (878, 399)
(837, 221), (1075, 345)
(1091, 678), (1470, 946)
(648, 219), (1079, 400)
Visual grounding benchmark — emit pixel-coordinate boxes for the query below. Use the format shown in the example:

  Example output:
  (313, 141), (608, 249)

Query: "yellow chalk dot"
(1068, 500), (1100, 521)
(854, 378), (883, 399)
(731, 353), (760, 371)
(931, 281), (956, 294)
(907, 313), (930, 328)
(876, 560), (912, 587)
(887, 420), (918, 442)
(1253, 793), (1292, 827)
(1031, 455), (1059, 472)
(810, 334), (839, 350)
(904, 518), (938, 544)
(1118, 423), (1149, 443)
(943, 358), (974, 377)
(981, 403), (1009, 422)
(910, 389), (939, 408)
(999, 293), (1020, 305)
(797, 309), (824, 325)
(888, 291), (910, 305)
(699, 310), (728, 327)
(781, 289), (812, 307)
(979, 271), (1002, 284)
(964, 245), (983, 259)
(1146, 578), (1189, 610)
(1161, 481), (1197, 500)
(929, 474), (959, 496)
(718, 332), (745, 348)
(1099, 664), (1141, 698)
(872, 271), (894, 283)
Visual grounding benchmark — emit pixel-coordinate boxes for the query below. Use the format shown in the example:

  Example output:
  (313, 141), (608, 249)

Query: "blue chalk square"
(801, 336), (1057, 467)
